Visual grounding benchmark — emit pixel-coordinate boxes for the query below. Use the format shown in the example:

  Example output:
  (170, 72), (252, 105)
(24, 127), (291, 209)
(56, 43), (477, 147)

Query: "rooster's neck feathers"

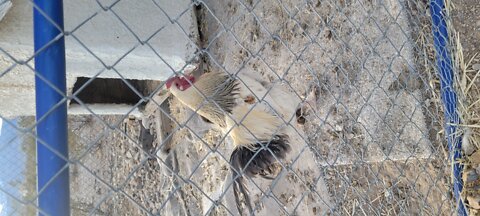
(170, 72), (239, 127)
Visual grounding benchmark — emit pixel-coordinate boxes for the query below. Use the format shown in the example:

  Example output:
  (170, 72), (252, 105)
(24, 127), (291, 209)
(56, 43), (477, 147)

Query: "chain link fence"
(0, 0), (463, 215)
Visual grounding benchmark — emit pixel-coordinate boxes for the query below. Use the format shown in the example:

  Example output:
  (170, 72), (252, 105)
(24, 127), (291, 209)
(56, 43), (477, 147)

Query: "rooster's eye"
(175, 83), (179, 88)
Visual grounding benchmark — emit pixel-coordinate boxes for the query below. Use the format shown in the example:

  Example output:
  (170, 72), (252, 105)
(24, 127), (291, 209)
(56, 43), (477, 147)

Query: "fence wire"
(0, 0), (462, 215)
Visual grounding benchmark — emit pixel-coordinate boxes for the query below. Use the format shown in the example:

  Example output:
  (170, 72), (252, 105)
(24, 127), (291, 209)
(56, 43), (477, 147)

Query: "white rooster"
(166, 70), (330, 215)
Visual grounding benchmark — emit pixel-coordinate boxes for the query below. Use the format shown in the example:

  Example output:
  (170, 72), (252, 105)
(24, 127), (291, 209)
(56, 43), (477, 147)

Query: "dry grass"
(447, 0), (480, 212)
(454, 38), (480, 214)
(410, 0), (480, 213)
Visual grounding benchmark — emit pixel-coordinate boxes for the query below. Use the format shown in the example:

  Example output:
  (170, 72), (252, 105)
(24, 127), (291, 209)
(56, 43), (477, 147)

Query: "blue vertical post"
(33, 0), (69, 215)
(430, 0), (467, 215)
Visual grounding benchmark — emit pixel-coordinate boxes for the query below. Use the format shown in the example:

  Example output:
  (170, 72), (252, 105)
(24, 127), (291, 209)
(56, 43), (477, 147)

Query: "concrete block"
(0, 0), (198, 118)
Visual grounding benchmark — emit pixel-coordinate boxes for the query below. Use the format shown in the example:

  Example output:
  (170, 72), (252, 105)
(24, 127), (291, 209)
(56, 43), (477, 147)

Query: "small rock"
(476, 165), (480, 176)
(346, 133), (354, 140)
(470, 151), (480, 164)
(126, 151), (133, 159)
(462, 128), (475, 156)
(384, 190), (392, 203)
(335, 125), (343, 132)
(468, 195), (480, 209)
(473, 64), (480, 71)
(463, 169), (478, 183)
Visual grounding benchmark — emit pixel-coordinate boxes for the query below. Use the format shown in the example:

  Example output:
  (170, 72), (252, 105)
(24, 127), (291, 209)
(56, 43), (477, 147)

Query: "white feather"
(225, 73), (301, 147)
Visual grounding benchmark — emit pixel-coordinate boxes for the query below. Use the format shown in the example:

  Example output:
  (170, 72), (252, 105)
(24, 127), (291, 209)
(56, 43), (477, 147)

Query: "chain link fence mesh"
(0, 0), (461, 215)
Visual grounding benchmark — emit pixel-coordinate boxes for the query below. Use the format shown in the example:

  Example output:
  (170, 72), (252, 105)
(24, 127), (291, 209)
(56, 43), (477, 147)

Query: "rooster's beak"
(182, 64), (198, 76)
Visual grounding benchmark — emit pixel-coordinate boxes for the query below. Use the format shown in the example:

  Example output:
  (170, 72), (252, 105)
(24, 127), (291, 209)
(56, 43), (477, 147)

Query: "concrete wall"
(0, 0), (198, 118)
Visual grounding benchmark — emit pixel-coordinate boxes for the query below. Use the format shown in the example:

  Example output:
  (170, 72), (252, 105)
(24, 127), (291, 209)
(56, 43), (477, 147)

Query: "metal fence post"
(33, 0), (69, 215)
(430, 0), (467, 215)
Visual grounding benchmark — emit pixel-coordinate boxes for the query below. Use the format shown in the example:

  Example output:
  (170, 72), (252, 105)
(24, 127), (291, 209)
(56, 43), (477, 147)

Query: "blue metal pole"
(430, 0), (467, 215)
(33, 0), (69, 215)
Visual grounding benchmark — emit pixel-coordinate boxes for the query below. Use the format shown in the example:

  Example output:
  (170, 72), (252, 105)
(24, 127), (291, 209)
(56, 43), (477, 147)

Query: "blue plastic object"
(430, 0), (467, 215)
(33, 0), (69, 215)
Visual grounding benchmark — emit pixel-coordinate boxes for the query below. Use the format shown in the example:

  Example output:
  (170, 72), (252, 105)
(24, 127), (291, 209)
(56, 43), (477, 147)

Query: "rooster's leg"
(296, 85), (318, 125)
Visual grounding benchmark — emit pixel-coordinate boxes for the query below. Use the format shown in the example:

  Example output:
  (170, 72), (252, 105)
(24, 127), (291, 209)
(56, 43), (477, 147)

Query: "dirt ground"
(69, 115), (162, 215)
(192, 0), (453, 215)
(451, 0), (480, 55)
(64, 0), (460, 215)
(451, 0), (480, 214)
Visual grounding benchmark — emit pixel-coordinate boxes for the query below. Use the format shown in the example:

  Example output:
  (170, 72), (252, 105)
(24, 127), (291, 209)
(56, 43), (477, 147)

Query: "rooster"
(166, 70), (321, 215)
